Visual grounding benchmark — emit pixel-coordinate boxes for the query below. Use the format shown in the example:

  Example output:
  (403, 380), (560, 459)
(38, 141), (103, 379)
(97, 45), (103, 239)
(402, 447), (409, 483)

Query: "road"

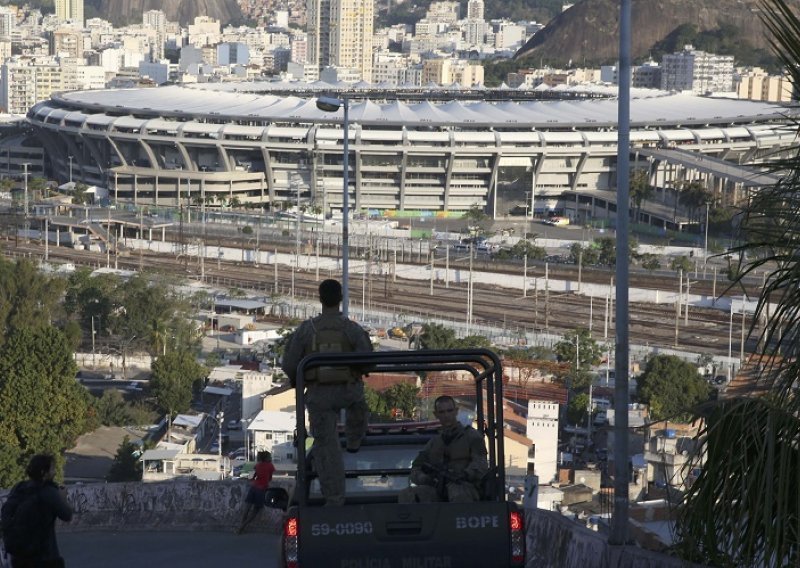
(58, 530), (281, 567)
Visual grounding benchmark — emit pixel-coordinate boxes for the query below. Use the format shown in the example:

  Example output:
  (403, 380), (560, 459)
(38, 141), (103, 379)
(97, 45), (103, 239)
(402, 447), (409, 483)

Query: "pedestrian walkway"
(58, 531), (281, 568)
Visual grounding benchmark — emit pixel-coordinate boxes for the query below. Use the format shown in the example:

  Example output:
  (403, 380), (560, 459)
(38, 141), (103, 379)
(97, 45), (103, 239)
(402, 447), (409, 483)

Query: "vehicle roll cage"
(294, 348), (506, 506)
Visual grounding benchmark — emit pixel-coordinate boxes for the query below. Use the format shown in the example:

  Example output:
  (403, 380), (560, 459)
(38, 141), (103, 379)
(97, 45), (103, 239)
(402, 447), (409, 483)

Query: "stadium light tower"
(316, 94), (350, 316)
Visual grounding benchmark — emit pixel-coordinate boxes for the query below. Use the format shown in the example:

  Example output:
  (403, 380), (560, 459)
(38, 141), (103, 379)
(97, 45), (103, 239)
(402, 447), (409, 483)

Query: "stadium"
(25, 82), (800, 228)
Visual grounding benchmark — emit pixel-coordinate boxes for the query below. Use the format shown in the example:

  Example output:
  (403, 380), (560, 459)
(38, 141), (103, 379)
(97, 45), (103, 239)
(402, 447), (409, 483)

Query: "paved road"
(58, 531), (282, 567)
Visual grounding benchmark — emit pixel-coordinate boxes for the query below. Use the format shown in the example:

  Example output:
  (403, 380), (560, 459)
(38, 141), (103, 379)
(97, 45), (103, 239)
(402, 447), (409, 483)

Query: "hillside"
(514, 0), (798, 68)
(95, 0), (244, 26)
(0, 0), (245, 26)
(378, 0), (561, 29)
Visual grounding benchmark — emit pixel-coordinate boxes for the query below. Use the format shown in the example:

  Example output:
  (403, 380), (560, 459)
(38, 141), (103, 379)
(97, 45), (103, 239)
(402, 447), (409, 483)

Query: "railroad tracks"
(1, 239), (754, 357)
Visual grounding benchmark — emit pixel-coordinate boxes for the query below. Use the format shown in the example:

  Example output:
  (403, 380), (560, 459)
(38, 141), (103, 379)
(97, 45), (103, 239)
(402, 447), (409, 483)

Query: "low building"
(247, 409), (296, 456)
(141, 449), (229, 481)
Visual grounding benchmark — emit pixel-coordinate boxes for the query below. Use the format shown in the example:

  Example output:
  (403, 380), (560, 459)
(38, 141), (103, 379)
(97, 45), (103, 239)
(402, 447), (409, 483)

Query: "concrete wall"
(525, 509), (705, 568)
(0, 479), (291, 534)
(0, 481), (704, 566)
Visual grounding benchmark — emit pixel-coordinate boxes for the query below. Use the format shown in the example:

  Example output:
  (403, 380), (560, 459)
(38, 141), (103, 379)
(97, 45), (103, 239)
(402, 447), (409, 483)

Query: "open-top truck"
(275, 348), (526, 568)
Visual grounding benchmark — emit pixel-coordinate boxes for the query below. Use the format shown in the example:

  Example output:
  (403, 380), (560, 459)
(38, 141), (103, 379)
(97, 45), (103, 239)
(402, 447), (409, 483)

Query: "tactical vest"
(306, 314), (358, 384)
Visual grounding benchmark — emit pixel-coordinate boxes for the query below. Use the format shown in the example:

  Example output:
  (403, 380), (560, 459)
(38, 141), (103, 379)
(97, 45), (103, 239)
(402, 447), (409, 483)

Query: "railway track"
(2, 238), (755, 358)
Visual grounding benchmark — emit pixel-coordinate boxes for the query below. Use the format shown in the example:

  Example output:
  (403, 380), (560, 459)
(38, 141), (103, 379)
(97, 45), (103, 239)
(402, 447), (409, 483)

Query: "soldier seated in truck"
(398, 395), (488, 503)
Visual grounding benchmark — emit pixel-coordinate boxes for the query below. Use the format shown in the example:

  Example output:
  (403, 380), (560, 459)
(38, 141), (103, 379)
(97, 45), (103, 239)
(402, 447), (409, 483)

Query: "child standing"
(237, 451), (275, 534)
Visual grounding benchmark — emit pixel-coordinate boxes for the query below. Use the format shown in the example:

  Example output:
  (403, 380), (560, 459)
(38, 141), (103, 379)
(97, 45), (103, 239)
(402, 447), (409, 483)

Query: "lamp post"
(316, 94), (350, 316)
(68, 155), (73, 184)
(703, 200), (710, 277)
(22, 162), (30, 242)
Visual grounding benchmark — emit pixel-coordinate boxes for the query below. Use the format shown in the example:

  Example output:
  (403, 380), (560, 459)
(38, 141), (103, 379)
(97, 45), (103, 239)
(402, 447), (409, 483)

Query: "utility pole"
(22, 163), (29, 242)
(523, 254), (527, 298)
(91, 316), (96, 368)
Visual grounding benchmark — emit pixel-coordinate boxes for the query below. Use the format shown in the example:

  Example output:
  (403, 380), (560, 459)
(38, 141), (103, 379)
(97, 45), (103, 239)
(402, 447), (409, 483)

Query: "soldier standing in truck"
(399, 395), (488, 503)
(281, 279), (373, 506)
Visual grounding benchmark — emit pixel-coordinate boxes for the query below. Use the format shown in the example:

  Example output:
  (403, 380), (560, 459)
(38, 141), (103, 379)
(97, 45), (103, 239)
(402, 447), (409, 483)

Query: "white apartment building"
(55, 0), (83, 24)
(308, 0), (373, 81)
(464, 20), (487, 47)
(1, 56), (78, 114)
(76, 64), (105, 89)
(0, 7), (17, 38)
(52, 28), (83, 59)
(493, 22), (526, 50)
(467, 0), (485, 21)
(426, 1), (460, 24)
(142, 10), (167, 60)
(526, 400), (559, 484)
(661, 45), (734, 94)
(187, 16), (221, 48)
(290, 32), (308, 64)
(286, 61), (319, 81)
(373, 53), (409, 85)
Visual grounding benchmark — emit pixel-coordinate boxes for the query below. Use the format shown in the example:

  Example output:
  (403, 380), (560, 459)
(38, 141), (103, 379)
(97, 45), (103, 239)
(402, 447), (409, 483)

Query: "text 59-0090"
(310, 522), (374, 537)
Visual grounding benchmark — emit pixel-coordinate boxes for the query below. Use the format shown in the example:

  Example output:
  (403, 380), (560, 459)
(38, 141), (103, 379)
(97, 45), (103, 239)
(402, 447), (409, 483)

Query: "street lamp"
(703, 200), (710, 277)
(316, 94), (350, 316)
(68, 155), (73, 184)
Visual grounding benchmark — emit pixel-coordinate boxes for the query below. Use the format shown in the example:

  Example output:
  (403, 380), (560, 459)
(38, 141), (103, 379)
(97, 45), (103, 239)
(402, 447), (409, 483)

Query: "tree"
(456, 334), (492, 349)
(669, 255), (692, 274)
(555, 329), (602, 396)
(383, 383), (420, 419)
(106, 436), (142, 482)
(0, 258), (67, 349)
(568, 242), (599, 266)
(364, 386), (390, 419)
(640, 253), (661, 272)
(150, 350), (207, 418)
(554, 328), (602, 371)
(419, 323), (459, 350)
(494, 239), (546, 261)
(462, 205), (489, 237)
(673, 5), (800, 563)
(637, 355), (710, 422)
(0, 326), (95, 487)
(629, 169), (655, 223)
(567, 392), (590, 425)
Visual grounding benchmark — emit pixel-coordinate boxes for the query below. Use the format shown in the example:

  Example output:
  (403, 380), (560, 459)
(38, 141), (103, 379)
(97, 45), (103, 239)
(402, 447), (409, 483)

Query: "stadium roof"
(51, 84), (790, 129)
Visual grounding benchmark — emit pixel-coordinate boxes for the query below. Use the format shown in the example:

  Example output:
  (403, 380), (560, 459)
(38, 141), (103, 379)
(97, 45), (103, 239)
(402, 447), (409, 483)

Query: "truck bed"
(291, 500), (522, 568)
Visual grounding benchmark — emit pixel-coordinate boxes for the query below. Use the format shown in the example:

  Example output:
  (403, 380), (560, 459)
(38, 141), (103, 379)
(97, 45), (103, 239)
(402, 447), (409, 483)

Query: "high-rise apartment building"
(0, 7), (17, 38)
(143, 10), (167, 60)
(661, 45), (734, 94)
(55, 0), (84, 24)
(307, 0), (373, 81)
(1, 56), (79, 115)
(467, 0), (484, 21)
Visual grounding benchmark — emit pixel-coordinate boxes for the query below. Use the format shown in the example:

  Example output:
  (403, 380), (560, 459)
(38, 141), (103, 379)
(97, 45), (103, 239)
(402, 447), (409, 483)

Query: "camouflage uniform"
(281, 306), (373, 506)
(399, 422), (488, 503)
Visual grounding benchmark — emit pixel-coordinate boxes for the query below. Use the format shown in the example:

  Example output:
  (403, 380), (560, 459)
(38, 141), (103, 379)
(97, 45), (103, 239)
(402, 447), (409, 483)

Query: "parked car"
(228, 447), (247, 459)
(125, 381), (143, 391)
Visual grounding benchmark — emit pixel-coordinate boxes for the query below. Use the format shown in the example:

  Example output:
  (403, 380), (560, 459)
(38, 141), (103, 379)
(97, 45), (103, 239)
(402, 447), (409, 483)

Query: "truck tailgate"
(297, 501), (514, 567)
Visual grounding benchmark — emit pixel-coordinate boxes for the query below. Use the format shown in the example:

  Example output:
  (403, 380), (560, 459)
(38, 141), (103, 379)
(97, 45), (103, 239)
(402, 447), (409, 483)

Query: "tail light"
(509, 510), (525, 566)
(284, 516), (299, 568)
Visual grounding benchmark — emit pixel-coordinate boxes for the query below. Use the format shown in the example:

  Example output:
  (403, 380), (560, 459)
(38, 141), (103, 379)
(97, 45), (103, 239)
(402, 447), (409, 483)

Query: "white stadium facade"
(24, 82), (800, 228)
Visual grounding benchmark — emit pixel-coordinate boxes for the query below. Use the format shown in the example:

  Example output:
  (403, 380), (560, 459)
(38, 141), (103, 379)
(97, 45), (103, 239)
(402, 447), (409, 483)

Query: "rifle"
(419, 461), (467, 501)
